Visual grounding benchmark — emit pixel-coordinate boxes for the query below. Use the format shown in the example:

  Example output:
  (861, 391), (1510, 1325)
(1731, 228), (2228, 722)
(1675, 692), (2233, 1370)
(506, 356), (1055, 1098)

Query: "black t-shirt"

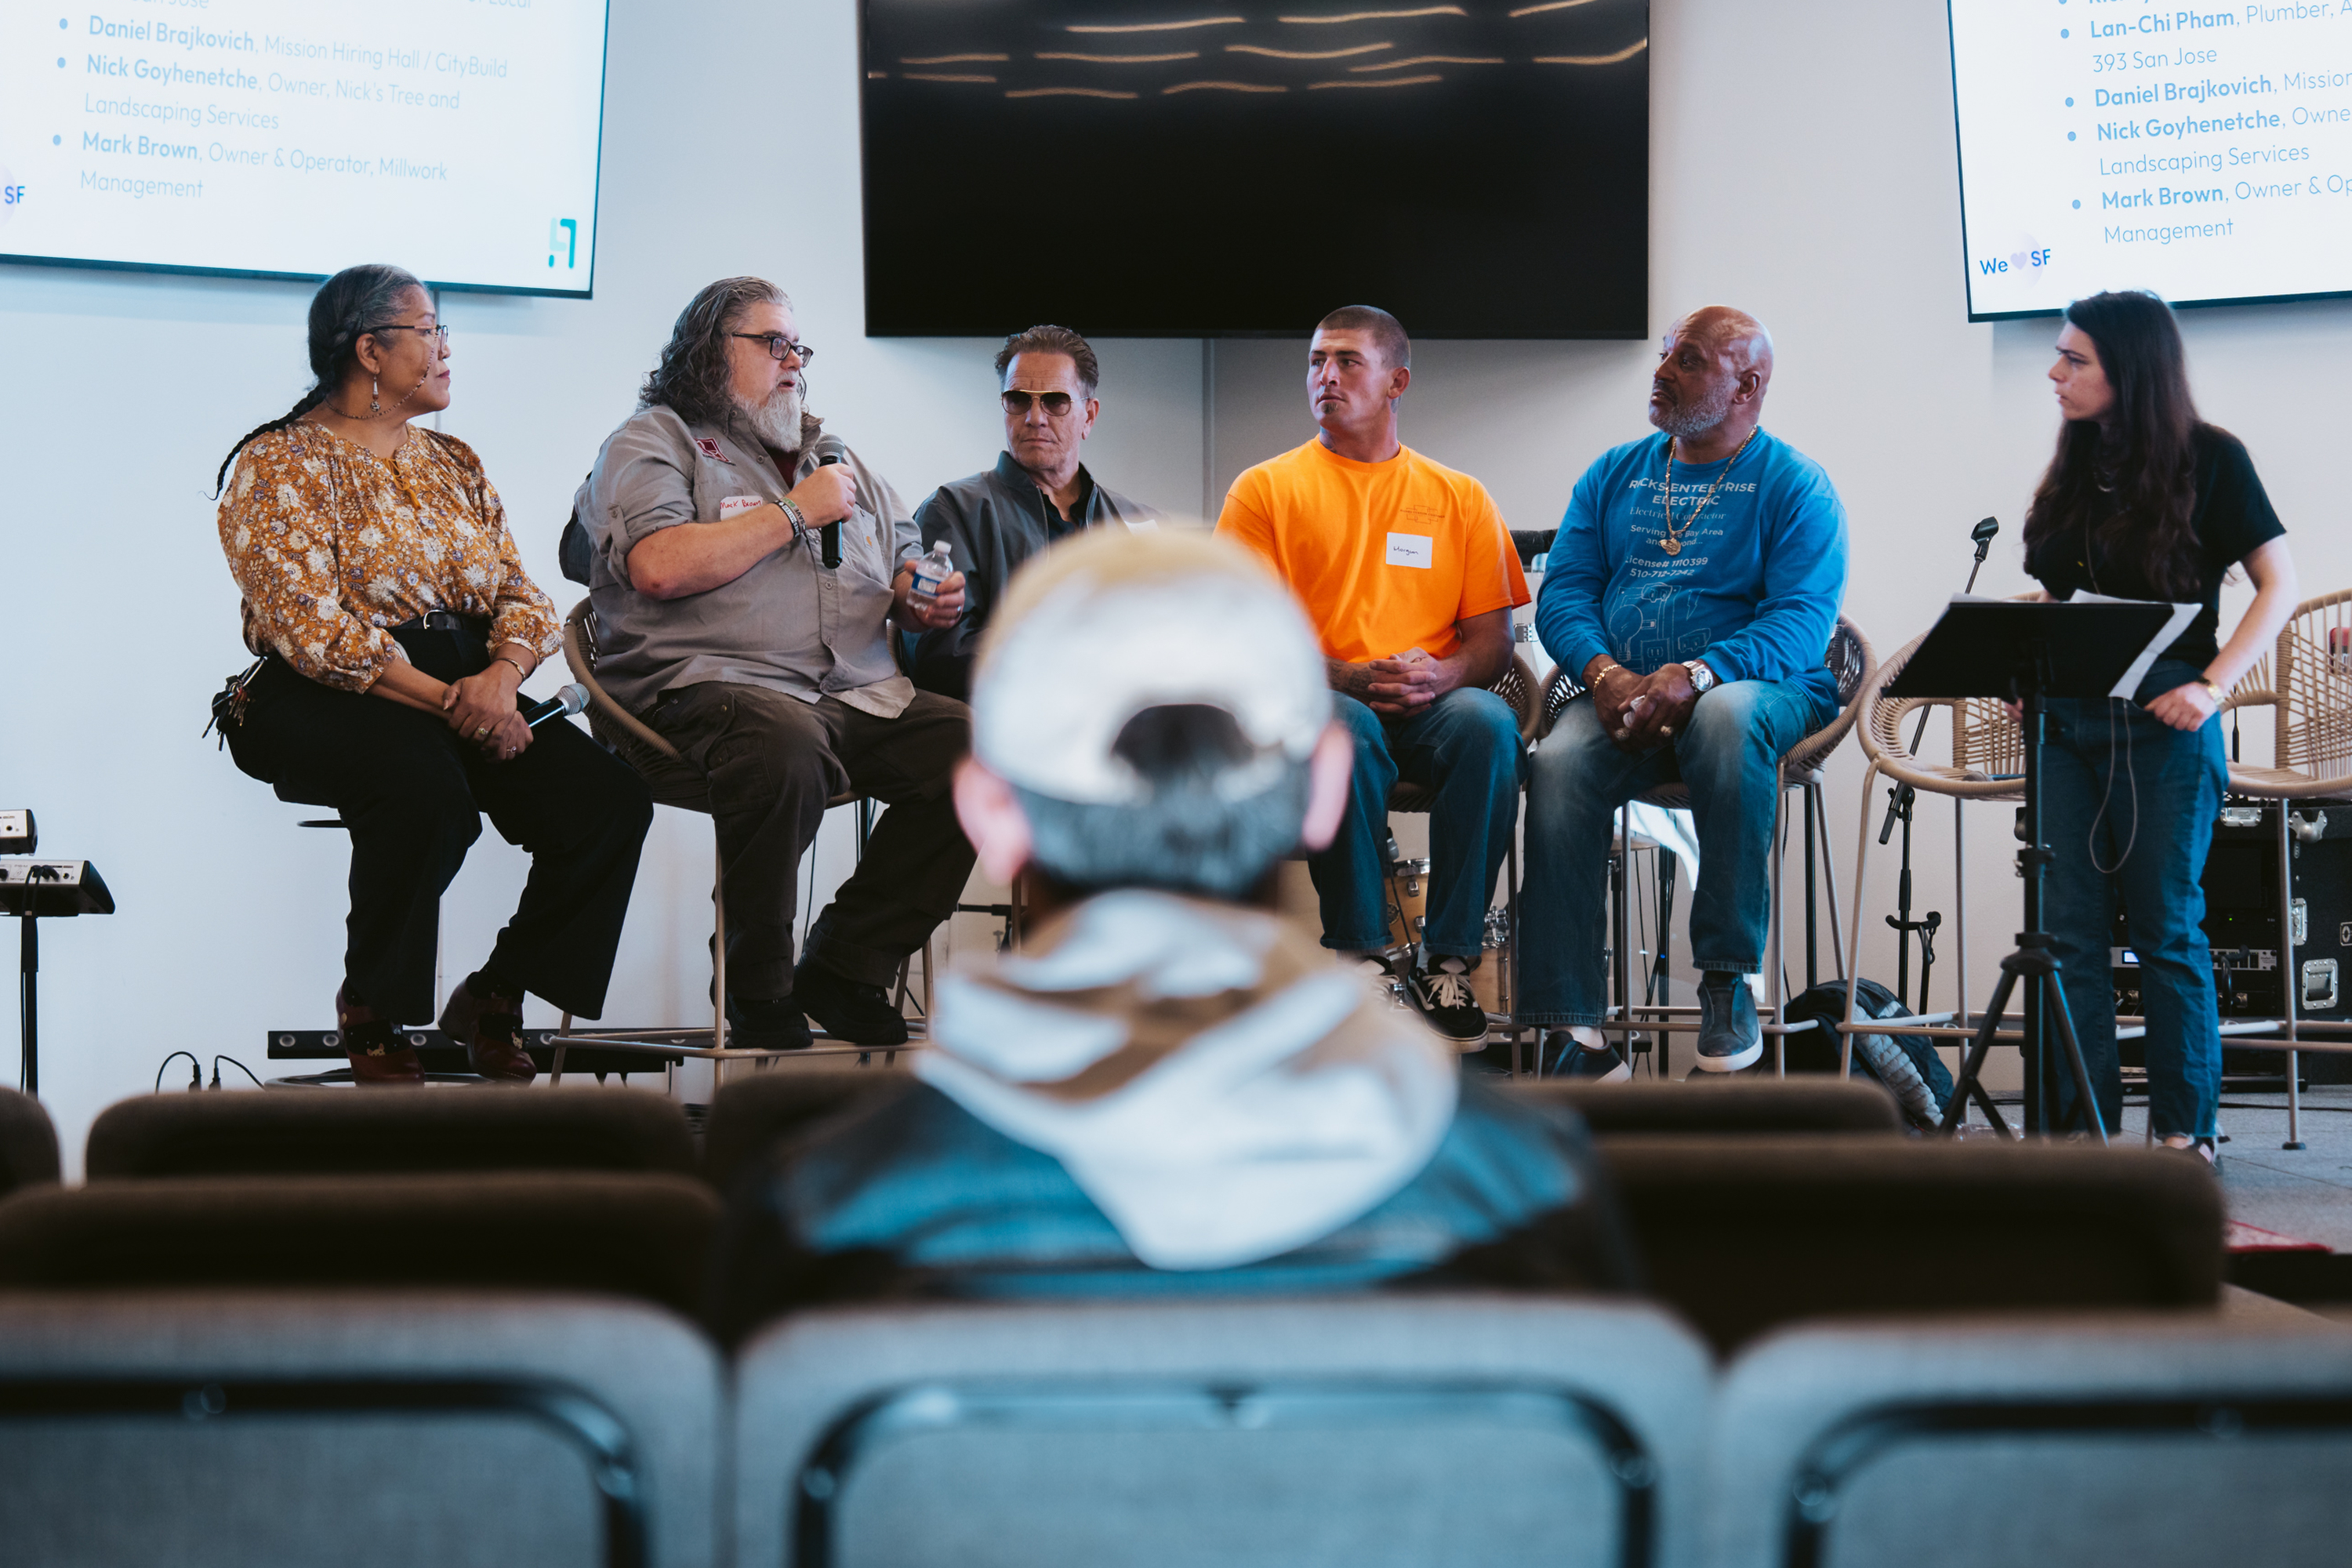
(2025, 426), (2285, 668)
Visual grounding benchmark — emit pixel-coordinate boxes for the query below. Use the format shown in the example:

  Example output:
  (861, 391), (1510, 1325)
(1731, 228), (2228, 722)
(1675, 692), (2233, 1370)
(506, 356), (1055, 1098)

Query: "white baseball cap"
(971, 528), (1332, 806)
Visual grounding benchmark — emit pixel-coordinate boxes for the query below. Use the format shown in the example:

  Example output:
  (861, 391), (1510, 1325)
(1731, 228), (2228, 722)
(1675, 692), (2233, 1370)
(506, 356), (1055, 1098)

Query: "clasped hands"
(1348, 647), (1461, 714)
(441, 653), (534, 763)
(1591, 660), (1698, 751)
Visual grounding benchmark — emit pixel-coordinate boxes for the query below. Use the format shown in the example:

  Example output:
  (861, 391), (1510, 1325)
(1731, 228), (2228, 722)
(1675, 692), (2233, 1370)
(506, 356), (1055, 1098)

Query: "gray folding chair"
(0, 1290), (721, 1567)
(1710, 1315), (2352, 1568)
(733, 1294), (1712, 1568)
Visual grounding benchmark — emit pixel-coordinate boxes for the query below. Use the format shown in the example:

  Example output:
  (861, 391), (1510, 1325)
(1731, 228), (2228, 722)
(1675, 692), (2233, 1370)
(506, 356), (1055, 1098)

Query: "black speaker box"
(2111, 801), (2352, 1085)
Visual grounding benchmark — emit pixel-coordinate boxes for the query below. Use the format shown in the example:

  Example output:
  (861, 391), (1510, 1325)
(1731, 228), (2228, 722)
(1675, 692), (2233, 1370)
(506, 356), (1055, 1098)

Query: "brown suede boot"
(437, 975), (539, 1084)
(336, 986), (424, 1086)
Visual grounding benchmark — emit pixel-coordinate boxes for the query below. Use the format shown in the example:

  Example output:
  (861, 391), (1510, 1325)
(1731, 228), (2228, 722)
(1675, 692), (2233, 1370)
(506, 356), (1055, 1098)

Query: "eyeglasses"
(1001, 389), (1076, 417)
(731, 332), (815, 364)
(368, 323), (449, 348)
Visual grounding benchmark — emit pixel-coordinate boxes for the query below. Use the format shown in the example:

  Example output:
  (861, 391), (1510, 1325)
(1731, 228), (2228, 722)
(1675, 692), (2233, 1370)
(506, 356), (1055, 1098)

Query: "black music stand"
(1888, 598), (2178, 1141)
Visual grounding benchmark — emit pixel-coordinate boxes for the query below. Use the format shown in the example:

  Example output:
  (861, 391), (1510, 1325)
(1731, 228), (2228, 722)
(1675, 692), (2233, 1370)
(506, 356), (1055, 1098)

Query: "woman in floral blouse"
(216, 264), (652, 1083)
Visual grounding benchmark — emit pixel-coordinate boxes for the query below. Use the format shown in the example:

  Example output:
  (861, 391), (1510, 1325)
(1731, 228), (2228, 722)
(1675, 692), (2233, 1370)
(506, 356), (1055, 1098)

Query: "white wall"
(5, 0), (2347, 1165)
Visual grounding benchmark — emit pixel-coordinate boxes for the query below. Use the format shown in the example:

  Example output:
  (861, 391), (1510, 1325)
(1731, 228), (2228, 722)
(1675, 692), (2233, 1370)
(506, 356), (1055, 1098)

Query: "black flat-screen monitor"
(858, 0), (1650, 339)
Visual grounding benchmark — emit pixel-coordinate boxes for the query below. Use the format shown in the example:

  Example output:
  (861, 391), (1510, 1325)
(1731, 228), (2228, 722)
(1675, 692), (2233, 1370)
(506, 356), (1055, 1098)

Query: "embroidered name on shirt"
(718, 495), (764, 519)
(695, 437), (732, 464)
(1385, 532), (1434, 569)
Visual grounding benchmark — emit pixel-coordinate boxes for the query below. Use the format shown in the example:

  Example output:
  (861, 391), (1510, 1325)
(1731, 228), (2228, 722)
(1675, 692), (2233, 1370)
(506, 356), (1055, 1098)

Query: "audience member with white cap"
(713, 529), (1631, 1332)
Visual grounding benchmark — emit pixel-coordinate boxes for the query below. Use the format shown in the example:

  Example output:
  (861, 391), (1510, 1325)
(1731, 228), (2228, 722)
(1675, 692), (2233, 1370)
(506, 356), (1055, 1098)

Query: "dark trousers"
(228, 659), (654, 1024)
(638, 683), (975, 999)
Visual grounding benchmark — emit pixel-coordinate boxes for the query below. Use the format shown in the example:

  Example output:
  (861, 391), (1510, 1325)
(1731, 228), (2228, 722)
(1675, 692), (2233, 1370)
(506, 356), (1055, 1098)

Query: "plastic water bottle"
(911, 540), (955, 599)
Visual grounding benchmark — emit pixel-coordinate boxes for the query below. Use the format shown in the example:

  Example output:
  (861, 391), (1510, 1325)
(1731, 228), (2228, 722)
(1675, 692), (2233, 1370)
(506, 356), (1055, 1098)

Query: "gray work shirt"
(576, 405), (919, 717)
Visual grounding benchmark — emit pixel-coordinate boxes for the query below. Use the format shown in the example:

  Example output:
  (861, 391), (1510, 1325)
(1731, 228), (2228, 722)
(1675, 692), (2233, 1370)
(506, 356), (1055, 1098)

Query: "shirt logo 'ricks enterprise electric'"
(549, 218), (577, 270)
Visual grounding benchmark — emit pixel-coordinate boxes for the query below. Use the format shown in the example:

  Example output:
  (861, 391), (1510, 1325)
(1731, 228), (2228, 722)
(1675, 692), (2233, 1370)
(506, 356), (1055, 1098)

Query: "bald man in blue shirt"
(1522, 307), (1849, 1078)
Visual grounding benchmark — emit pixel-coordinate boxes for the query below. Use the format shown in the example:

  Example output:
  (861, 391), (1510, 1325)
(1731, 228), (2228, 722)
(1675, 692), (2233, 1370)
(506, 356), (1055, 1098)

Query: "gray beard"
(1650, 378), (1737, 440)
(739, 383), (807, 454)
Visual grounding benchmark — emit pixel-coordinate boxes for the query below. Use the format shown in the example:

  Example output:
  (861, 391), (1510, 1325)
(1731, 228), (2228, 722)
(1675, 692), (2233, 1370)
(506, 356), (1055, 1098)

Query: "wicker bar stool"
(545, 599), (912, 1086)
(2215, 588), (2352, 1149)
(1534, 619), (1876, 1073)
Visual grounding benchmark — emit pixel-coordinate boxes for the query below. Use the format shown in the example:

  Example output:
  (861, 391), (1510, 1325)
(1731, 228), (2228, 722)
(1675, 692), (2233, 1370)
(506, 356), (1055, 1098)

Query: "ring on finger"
(474, 725), (491, 739)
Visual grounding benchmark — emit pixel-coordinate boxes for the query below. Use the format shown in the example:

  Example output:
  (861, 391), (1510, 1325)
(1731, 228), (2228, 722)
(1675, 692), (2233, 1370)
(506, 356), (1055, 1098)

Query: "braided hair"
(212, 263), (424, 495)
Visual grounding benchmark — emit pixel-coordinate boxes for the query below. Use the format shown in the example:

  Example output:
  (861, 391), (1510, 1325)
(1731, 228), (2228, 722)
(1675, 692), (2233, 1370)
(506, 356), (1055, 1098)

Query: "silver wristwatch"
(1682, 659), (1717, 695)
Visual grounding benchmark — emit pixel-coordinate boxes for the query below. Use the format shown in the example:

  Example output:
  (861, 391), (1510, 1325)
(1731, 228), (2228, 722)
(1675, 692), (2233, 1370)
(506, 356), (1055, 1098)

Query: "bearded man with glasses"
(906, 325), (1160, 702)
(575, 276), (975, 1051)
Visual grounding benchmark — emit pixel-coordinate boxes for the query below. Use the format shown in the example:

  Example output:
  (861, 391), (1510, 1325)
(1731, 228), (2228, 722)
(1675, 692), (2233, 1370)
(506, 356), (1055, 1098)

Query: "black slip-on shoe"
(1694, 971), (1763, 1073)
(1548, 1029), (1632, 1083)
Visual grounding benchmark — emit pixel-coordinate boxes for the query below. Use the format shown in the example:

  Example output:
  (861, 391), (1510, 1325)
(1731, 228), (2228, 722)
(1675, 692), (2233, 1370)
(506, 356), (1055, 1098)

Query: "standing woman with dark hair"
(215, 264), (652, 1083)
(2023, 289), (2298, 1159)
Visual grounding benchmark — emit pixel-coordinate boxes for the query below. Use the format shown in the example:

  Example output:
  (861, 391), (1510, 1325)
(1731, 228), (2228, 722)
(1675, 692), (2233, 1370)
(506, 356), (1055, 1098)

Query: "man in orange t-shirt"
(1217, 306), (1530, 1047)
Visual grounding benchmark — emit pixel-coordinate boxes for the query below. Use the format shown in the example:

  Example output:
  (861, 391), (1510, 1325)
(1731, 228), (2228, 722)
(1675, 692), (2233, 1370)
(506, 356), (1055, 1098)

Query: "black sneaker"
(726, 993), (812, 1052)
(1545, 1029), (1631, 1083)
(793, 957), (909, 1046)
(1406, 953), (1488, 1048)
(1694, 971), (1762, 1073)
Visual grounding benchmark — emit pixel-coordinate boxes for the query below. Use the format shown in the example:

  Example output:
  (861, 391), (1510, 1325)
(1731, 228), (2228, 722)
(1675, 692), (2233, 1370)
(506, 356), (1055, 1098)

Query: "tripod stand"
(1940, 641), (2103, 1140)
(1887, 597), (2177, 1139)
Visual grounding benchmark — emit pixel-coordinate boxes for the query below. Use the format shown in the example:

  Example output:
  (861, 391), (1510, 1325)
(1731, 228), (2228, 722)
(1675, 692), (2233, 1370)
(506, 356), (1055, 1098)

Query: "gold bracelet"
(2198, 677), (2225, 704)
(494, 655), (531, 681)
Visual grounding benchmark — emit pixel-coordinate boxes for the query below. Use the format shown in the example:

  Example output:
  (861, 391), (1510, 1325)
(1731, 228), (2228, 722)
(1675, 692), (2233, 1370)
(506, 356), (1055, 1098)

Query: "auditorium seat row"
(0, 1080), (2319, 1565)
(0, 1077), (2230, 1352)
(0, 1285), (2344, 1567)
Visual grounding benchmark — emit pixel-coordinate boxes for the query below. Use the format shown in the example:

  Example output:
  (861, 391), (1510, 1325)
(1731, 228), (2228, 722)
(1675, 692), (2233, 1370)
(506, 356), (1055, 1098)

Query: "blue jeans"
(1313, 689), (1525, 956)
(2042, 660), (2227, 1139)
(1520, 680), (1830, 1025)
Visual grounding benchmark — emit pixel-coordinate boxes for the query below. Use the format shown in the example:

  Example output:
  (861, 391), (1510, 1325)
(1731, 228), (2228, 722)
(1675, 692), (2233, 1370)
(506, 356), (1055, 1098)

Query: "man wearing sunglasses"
(906, 325), (1159, 702)
(575, 276), (975, 1051)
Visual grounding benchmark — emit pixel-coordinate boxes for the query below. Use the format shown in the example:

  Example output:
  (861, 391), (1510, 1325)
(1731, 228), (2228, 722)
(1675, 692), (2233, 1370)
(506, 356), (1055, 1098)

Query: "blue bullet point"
(2072, 199), (2082, 209)
(52, 134), (60, 145)
(2060, 28), (2069, 38)
(2065, 96), (2074, 107)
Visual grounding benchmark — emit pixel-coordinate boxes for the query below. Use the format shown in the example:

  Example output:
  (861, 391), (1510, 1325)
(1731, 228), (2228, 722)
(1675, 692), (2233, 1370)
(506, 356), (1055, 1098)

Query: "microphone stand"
(1878, 519), (1998, 1011)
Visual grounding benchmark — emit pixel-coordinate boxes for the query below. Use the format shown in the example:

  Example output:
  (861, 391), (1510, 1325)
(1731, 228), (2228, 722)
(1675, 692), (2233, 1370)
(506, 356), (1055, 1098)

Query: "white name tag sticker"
(1385, 532), (1434, 569)
(718, 495), (765, 519)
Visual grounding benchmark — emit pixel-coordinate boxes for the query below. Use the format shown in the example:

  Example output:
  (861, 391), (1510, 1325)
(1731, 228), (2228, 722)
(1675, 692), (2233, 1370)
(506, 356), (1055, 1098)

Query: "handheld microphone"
(521, 684), (589, 728)
(813, 437), (848, 569)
